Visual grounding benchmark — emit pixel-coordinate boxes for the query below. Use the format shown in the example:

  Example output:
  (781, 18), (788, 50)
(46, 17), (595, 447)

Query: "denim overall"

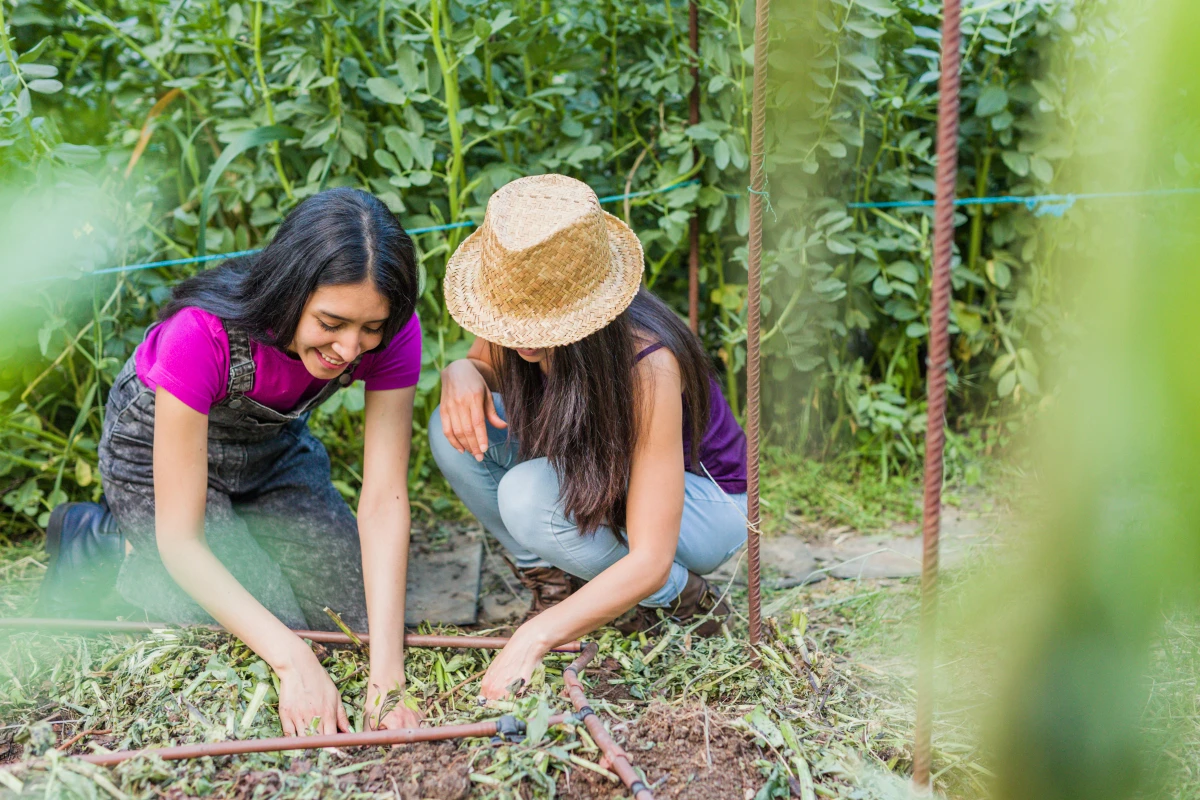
(97, 322), (369, 631)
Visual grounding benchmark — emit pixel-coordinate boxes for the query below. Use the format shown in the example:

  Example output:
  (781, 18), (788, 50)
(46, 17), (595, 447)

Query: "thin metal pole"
(688, 0), (701, 334)
(743, 0), (772, 647)
(913, 0), (962, 790)
(0, 617), (583, 653)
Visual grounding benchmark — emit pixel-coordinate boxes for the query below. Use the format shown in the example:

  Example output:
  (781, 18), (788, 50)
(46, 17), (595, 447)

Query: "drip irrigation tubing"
(563, 642), (655, 800)
(67, 179), (701, 281)
(70, 640), (655, 800)
(0, 617), (583, 653)
(79, 714), (569, 767)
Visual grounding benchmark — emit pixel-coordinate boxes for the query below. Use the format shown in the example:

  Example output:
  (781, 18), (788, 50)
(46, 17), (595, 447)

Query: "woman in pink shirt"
(40, 188), (423, 736)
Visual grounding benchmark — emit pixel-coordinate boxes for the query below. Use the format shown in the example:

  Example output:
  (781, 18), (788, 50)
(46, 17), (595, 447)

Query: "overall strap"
(336, 354), (366, 387)
(221, 322), (257, 397)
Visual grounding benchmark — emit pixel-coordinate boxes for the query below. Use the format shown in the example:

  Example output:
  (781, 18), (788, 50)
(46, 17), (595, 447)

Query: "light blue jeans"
(429, 394), (748, 607)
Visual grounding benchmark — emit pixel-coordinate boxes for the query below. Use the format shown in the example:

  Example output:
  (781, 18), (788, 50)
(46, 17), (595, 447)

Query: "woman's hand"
(365, 671), (424, 730)
(440, 359), (505, 461)
(276, 646), (349, 736)
(480, 624), (551, 701)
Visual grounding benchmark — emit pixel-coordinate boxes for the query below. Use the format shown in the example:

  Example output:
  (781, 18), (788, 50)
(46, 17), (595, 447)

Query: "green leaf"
(366, 77), (407, 105)
(886, 260), (919, 283)
(27, 78), (62, 94)
(340, 126), (367, 159)
(1030, 156), (1054, 183)
(1001, 151), (1030, 177)
(989, 353), (1016, 381)
(844, 52), (883, 81)
(975, 85), (1008, 116)
(198, 125), (300, 259)
(714, 139), (731, 170)
(53, 143), (100, 165)
(374, 148), (400, 173)
(525, 697), (550, 745)
(856, 0), (899, 17)
(685, 123), (721, 142)
(18, 64), (57, 78)
(15, 88), (31, 116)
(985, 259), (1012, 289)
(851, 261), (880, 284)
(845, 18), (887, 38)
(997, 370), (1017, 397)
(744, 706), (784, 748)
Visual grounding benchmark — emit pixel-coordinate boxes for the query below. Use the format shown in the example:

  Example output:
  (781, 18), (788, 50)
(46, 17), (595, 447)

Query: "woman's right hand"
(440, 359), (505, 461)
(276, 645), (350, 736)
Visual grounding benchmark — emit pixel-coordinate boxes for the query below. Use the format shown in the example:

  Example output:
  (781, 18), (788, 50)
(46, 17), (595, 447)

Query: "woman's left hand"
(480, 626), (550, 701)
(365, 671), (424, 730)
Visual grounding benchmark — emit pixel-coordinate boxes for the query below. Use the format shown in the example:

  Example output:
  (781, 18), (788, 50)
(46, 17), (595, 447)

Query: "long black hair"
(160, 188), (418, 350)
(495, 288), (712, 536)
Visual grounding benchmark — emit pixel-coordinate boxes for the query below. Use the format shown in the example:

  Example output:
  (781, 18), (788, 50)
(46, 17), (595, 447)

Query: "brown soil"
(583, 657), (637, 704)
(349, 742), (474, 799)
(568, 702), (764, 800)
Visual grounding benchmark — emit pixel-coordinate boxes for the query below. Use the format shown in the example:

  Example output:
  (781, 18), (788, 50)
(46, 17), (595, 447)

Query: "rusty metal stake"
(744, 0), (772, 648)
(688, 0), (701, 334)
(0, 617), (583, 653)
(913, 0), (963, 791)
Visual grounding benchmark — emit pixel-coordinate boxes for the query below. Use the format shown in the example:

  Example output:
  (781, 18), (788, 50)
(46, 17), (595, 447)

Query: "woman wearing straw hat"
(432, 174), (748, 699)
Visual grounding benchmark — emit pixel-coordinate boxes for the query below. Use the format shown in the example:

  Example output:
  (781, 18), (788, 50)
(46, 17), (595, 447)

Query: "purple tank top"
(636, 344), (748, 494)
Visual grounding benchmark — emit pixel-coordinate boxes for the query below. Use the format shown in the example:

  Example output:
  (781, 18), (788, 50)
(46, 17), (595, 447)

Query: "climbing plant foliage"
(0, 0), (1119, 528)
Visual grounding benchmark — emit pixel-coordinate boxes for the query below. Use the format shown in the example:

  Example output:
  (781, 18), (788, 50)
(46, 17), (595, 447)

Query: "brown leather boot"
(615, 571), (730, 637)
(668, 571), (731, 637)
(512, 565), (583, 623)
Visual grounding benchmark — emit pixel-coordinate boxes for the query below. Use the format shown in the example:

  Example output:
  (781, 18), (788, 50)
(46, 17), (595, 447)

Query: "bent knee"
(496, 459), (560, 545)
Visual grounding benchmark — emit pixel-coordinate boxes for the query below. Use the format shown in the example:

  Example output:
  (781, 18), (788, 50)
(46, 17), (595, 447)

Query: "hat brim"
(444, 210), (645, 349)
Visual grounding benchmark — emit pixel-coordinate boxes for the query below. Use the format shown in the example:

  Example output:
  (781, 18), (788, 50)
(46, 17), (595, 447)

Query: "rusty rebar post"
(563, 642), (655, 800)
(0, 617), (583, 653)
(744, 0), (772, 647)
(912, 0), (963, 791)
(688, 0), (701, 333)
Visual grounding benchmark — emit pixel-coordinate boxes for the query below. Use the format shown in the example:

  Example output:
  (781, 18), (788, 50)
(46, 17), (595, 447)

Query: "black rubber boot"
(37, 498), (130, 618)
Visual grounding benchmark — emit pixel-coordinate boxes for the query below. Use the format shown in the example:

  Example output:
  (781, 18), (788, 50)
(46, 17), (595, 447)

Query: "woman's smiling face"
(289, 281), (390, 378)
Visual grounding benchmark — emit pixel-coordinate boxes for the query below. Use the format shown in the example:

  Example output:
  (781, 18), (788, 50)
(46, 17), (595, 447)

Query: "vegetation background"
(0, 0), (1112, 531)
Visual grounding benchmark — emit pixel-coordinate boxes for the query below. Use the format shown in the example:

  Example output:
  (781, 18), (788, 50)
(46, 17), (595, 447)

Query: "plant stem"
(253, 1), (293, 200)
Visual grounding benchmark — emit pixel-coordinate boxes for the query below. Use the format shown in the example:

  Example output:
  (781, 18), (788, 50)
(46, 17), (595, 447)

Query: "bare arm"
(441, 337), (507, 460)
(357, 386), (422, 729)
(465, 336), (499, 390)
(480, 351), (686, 698)
(153, 387), (346, 735)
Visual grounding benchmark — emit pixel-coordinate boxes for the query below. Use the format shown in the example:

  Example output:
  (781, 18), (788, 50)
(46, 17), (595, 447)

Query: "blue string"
(847, 187), (1200, 216)
(80, 179), (702, 279)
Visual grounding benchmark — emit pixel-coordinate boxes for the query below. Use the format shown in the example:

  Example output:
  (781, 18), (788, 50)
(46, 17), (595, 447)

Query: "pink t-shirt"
(134, 307), (422, 414)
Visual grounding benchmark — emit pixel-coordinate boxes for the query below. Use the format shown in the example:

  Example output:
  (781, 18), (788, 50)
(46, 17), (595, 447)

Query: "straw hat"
(444, 174), (645, 349)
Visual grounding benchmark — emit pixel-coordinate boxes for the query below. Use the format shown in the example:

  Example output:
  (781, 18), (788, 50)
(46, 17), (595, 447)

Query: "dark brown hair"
(495, 288), (712, 535)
